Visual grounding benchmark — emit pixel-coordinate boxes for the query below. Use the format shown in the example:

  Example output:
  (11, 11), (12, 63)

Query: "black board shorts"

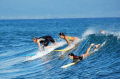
(43, 36), (55, 46)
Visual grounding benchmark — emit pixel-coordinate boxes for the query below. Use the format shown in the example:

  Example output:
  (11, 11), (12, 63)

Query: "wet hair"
(59, 33), (65, 36)
(33, 37), (37, 41)
(68, 53), (75, 57)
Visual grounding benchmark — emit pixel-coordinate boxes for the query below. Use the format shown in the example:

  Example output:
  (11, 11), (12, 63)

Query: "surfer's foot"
(95, 44), (100, 48)
(94, 44), (101, 50)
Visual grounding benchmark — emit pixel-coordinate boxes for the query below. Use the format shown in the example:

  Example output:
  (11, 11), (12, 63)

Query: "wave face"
(0, 18), (120, 79)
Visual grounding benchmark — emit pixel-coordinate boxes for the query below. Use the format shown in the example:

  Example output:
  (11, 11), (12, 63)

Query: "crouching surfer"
(33, 36), (57, 51)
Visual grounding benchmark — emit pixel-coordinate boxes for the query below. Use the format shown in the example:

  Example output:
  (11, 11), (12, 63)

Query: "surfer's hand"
(39, 48), (42, 52)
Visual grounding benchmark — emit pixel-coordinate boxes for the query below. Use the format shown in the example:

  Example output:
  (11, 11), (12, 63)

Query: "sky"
(0, 0), (120, 19)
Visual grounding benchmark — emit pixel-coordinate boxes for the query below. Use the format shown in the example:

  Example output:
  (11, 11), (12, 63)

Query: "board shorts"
(44, 36), (55, 46)
(39, 36), (55, 46)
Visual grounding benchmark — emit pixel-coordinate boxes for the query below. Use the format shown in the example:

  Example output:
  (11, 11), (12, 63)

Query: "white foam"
(0, 57), (24, 69)
(105, 30), (120, 39)
(25, 41), (66, 61)
(0, 69), (21, 74)
(82, 27), (120, 41)
(82, 28), (95, 38)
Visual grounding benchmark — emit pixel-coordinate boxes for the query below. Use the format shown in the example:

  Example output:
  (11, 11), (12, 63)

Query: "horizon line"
(0, 17), (120, 20)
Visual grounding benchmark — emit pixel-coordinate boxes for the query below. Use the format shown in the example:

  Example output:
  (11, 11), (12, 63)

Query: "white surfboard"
(61, 62), (76, 68)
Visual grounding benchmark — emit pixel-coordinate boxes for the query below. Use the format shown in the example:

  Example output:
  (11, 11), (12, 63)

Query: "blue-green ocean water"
(0, 18), (120, 79)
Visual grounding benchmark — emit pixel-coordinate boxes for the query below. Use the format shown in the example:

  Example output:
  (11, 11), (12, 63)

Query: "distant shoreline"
(0, 17), (120, 20)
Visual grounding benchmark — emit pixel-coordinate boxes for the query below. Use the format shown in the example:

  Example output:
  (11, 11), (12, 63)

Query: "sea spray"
(25, 41), (66, 61)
